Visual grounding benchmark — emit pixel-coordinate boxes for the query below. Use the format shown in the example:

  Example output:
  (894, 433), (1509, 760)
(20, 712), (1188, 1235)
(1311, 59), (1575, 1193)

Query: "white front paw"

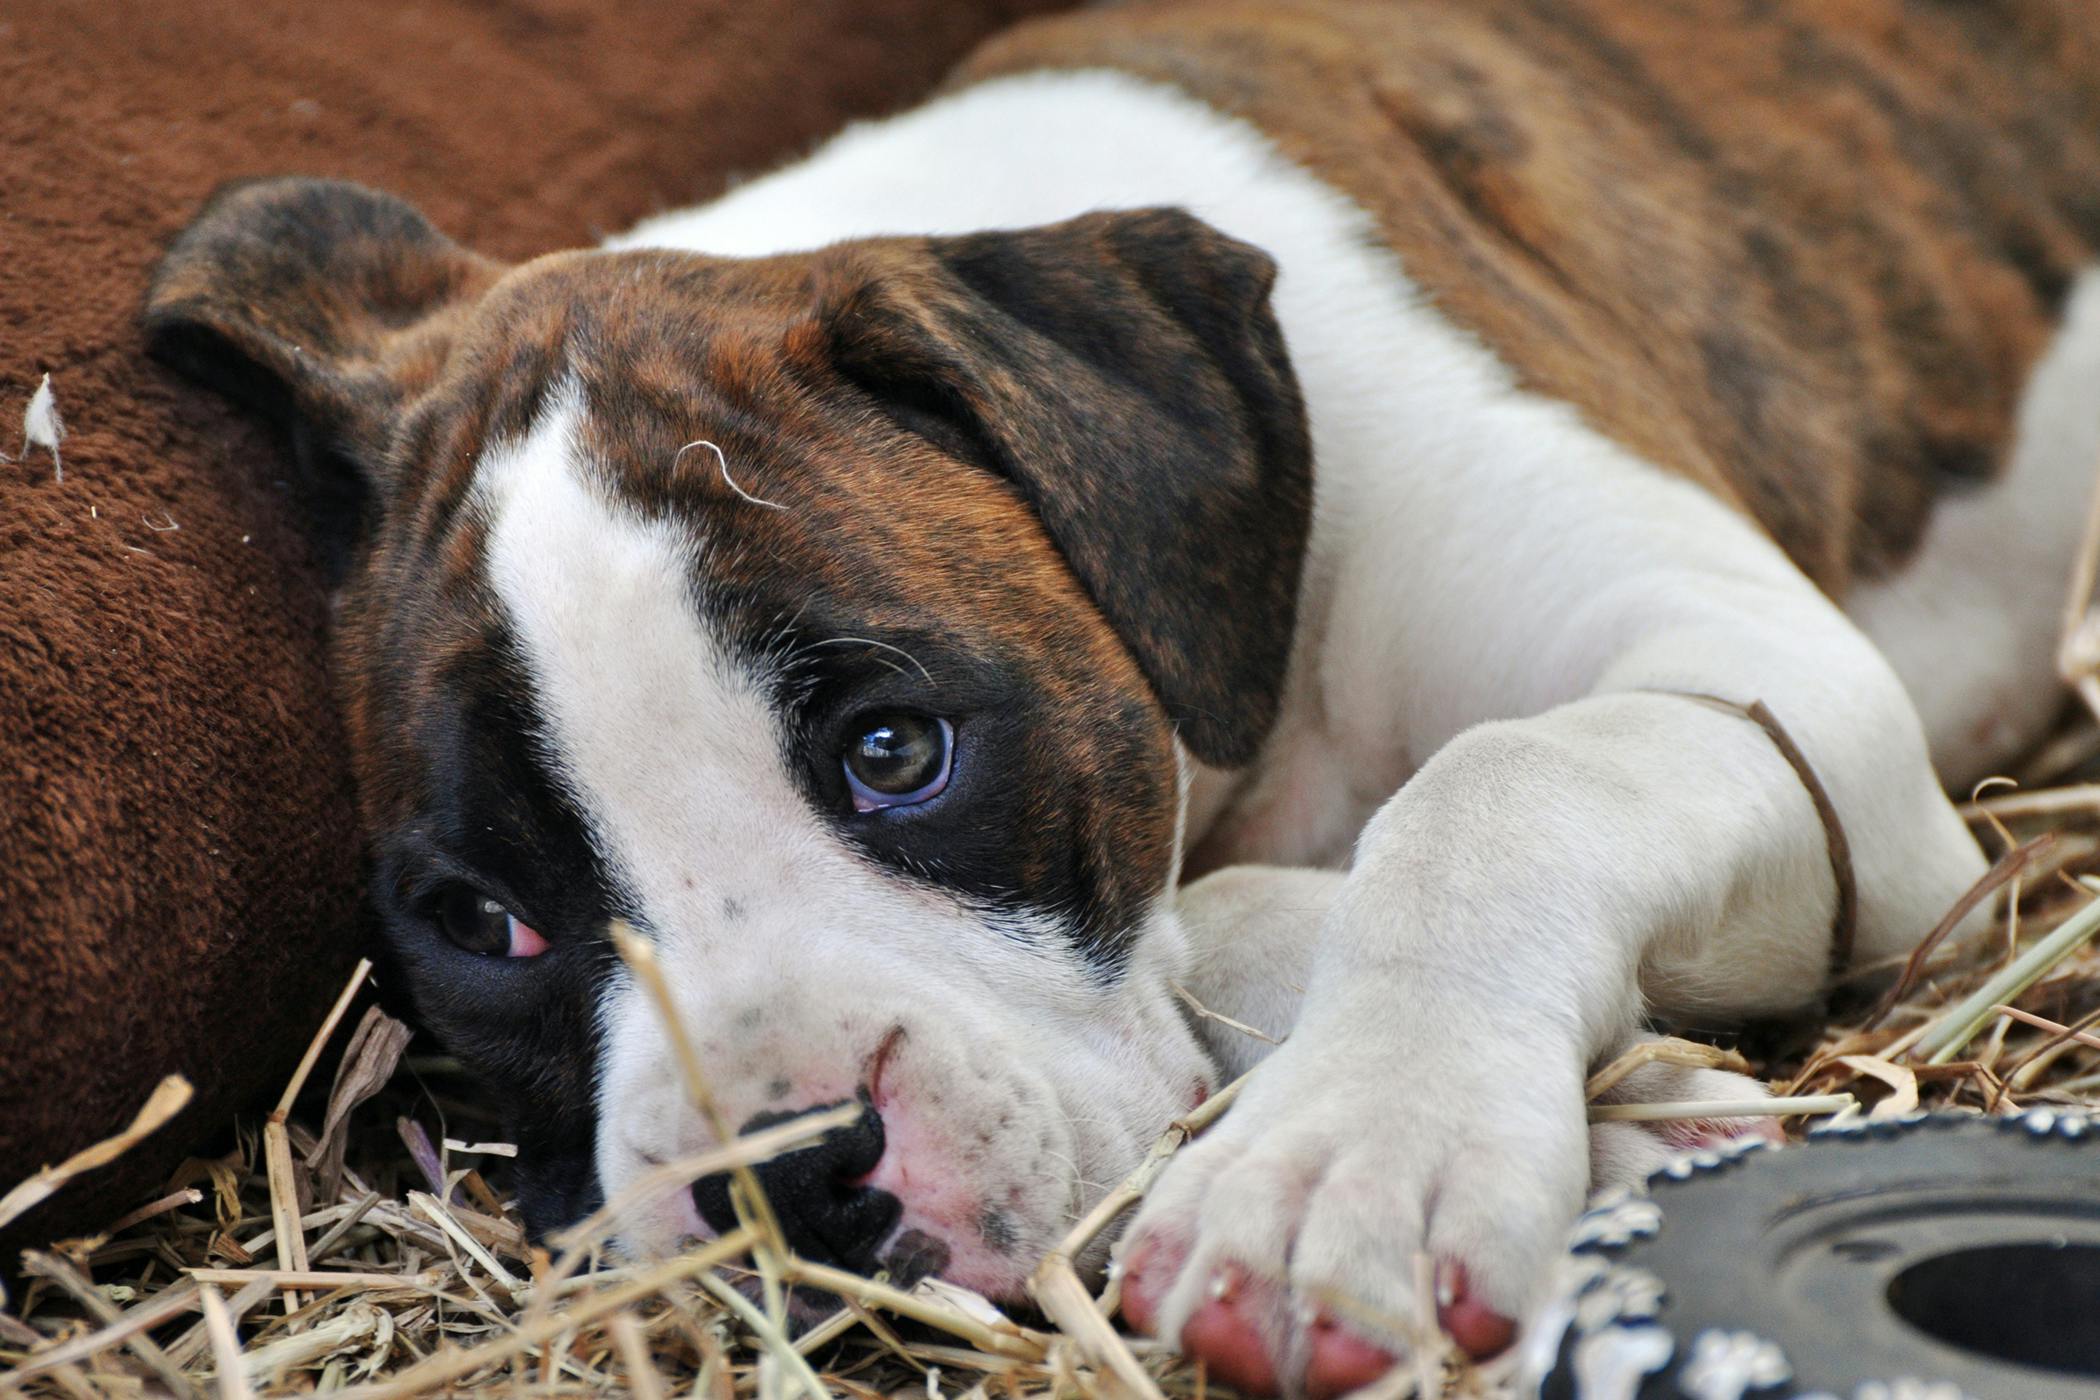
(1118, 1024), (1589, 1397)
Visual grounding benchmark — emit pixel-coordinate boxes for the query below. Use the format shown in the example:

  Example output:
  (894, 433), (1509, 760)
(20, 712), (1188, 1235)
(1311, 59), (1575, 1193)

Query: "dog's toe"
(1431, 1261), (1518, 1360)
(1177, 1264), (1286, 1395)
(1114, 1034), (1582, 1396)
(1303, 1311), (1399, 1396)
(1149, 1266), (1401, 1399)
(1117, 1231), (1178, 1336)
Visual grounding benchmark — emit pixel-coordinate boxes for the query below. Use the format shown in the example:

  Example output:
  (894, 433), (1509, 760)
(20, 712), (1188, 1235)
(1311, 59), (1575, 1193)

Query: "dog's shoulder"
(959, 0), (2100, 592)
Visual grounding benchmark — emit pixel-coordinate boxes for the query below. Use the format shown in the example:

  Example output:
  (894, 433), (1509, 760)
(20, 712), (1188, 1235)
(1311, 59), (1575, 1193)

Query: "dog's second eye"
(437, 887), (550, 958)
(843, 712), (952, 811)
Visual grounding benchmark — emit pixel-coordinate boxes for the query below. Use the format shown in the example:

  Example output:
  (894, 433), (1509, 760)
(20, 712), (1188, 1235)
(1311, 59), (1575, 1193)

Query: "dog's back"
(962, 0), (2100, 592)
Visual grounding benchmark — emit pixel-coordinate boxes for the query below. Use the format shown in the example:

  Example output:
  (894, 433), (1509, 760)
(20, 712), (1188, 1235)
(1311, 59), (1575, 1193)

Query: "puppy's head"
(147, 179), (1311, 1294)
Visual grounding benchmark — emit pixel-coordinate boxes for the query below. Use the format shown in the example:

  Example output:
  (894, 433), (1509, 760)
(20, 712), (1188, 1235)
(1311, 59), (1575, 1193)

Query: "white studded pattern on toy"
(1573, 1264), (1667, 1333)
(1570, 1197), (1664, 1249)
(1571, 1323), (1673, 1400)
(1679, 1328), (1791, 1400)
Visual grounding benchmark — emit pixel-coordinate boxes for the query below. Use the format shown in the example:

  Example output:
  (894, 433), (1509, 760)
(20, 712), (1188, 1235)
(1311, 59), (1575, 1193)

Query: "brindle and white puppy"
(146, 1), (2100, 1392)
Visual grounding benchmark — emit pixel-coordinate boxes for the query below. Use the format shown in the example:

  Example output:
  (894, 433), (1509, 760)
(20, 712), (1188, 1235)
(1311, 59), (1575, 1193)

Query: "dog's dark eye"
(436, 887), (550, 958)
(842, 712), (952, 812)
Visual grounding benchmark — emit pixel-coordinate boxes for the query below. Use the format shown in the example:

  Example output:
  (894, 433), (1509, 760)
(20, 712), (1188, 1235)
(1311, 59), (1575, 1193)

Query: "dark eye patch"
(727, 605), (1174, 974)
(365, 624), (624, 1239)
(414, 630), (623, 931)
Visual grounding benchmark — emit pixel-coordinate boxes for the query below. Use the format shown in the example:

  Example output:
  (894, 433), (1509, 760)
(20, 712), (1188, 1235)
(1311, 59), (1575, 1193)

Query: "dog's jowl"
(146, 2), (2100, 1393)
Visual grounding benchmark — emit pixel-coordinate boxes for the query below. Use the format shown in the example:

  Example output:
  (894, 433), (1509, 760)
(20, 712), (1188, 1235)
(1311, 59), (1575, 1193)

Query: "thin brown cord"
(1643, 691), (1859, 979)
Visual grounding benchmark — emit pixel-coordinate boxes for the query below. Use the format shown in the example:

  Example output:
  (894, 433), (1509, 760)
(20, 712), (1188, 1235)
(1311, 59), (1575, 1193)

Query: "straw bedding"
(5, 724), (2100, 1398)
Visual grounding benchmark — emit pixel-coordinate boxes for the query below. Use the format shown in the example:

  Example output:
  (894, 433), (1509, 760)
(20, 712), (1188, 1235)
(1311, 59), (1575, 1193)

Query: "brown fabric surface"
(0, 0), (1062, 1252)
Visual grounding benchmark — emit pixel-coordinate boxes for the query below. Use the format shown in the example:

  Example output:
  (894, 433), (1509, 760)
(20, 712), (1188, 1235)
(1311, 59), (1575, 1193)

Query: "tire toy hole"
(1888, 1242), (2100, 1377)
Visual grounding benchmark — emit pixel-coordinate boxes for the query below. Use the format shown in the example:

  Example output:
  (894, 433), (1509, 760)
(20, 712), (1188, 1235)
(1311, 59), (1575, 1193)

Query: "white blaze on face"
(473, 392), (1212, 1293)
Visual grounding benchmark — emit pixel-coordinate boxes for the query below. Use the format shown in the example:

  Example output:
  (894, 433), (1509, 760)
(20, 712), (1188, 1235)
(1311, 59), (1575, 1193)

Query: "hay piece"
(0, 1075), (192, 1234)
(1831, 1056), (1919, 1118)
(1169, 982), (1280, 1045)
(1960, 782), (2100, 822)
(1586, 1094), (1855, 1123)
(779, 1260), (1045, 1362)
(1992, 1003), (2100, 1052)
(262, 959), (372, 1316)
(609, 1310), (669, 1400)
(695, 1266), (832, 1400)
(186, 1270), (442, 1292)
(20, 1251), (195, 1400)
(1584, 1038), (1753, 1101)
(1862, 833), (2052, 1030)
(607, 922), (794, 1333)
(406, 1192), (521, 1300)
(102, 1189), (204, 1237)
(305, 1007), (413, 1198)
(198, 1289), (255, 1400)
(337, 1228), (757, 1400)
(258, 1124), (306, 1319)
(1026, 1077), (1247, 1400)
(1913, 879), (2100, 1063)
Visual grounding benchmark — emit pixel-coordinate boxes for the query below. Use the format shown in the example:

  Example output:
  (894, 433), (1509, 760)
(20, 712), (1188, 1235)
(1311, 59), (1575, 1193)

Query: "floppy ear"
(144, 178), (503, 499)
(818, 209), (1314, 769)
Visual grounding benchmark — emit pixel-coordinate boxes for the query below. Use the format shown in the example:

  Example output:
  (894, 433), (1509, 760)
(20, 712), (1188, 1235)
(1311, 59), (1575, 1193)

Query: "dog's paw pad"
(1117, 1232), (1178, 1336)
(1304, 1312), (1400, 1396)
(1177, 1264), (1286, 1394)
(1432, 1261), (1518, 1360)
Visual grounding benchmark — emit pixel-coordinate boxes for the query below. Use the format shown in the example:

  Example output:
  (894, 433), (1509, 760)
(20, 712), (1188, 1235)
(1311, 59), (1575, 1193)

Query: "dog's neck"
(613, 71), (1268, 258)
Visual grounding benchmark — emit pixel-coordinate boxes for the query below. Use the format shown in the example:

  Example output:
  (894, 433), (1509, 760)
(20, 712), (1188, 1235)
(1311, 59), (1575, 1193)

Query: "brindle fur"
(960, 0), (2100, 588)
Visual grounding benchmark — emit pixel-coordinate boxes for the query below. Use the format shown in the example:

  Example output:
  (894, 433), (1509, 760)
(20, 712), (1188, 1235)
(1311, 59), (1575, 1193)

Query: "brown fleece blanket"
(0, 0), (1061, 1252)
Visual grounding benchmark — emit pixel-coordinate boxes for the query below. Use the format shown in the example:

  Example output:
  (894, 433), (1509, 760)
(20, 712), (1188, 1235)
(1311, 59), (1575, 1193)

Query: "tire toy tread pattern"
(1528, 1110), (2100, 1400)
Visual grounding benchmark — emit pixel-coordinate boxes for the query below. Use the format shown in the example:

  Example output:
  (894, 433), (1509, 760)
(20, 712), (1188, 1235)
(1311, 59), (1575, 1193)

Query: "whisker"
(807, 637), (935, 685)
(675, 438), (786, 512)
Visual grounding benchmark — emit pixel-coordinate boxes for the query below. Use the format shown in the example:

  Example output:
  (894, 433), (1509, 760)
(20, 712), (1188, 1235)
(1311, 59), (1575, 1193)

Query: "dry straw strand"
(0, 1074), (192, 1233)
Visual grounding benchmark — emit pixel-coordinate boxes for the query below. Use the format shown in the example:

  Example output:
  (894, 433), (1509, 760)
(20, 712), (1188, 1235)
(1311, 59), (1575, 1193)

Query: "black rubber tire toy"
(1527, 1110), (2100, 1399)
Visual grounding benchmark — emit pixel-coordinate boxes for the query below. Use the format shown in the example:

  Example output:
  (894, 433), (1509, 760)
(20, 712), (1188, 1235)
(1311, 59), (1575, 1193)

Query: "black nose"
(693, 1101), (899, 1271)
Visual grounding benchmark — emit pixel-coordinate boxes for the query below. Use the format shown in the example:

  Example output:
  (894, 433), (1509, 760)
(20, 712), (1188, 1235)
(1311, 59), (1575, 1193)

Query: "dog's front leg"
(1123, 583), (1988, 1393)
